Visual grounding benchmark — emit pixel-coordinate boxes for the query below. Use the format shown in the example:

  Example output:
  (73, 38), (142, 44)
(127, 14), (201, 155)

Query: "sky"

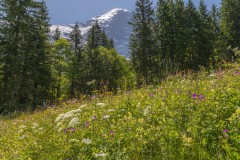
(45, 0), (221, 25)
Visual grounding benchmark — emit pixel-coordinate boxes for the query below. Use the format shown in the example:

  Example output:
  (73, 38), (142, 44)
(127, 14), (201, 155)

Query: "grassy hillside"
(0, 64), (240, 160)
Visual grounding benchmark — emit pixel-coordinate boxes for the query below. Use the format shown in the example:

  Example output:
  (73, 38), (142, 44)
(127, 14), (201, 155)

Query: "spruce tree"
(185, 0), (199, 69)
(69, 22), (83, 98)
(130, 0), (157, 85)
(220, 0), (240, 48)
(53, 26), (61, 41)
(0, 0), (51, 112)
(196, 0), (214, 67)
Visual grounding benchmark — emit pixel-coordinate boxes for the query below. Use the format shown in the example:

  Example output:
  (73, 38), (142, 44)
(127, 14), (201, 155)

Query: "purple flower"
(64, 129), (68, 133)
(71, 128), (75, 132)
(85, 121), (90, 127)
(198, 94), (205, 100)
(149, 92), (154, 97)
(110, 130), (114, 136)
(91, 95), (96, 100)
(192, 93), (198, 99)
(235, 71), (240, 75)
(224, 129), (228, 133)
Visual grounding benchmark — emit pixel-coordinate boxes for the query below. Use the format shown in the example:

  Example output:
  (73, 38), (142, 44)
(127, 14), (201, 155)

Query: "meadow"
(0, 63), (239, 160)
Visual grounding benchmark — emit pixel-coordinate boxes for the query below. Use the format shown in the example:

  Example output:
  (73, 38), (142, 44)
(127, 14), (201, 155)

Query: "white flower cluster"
(55, 105), (86, 132)
(95, 152), (107, 158)
(96, 103), (106, 107)
(82, 138), (92, 145)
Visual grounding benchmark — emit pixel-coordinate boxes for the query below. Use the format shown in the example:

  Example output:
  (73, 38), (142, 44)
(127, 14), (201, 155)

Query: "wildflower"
(82, 138), (92, 144)
(19, 125), (26, 129)
(149, 92), (154, 97)
(19, 134), (28, 140)
(71, 128), (76, 132)
(62, 113), (74, 121)
(95, 153), (107, 158)
(85, 121), (90, 127)
(235, 71), (240, 75)
(143, 106), (151, 116)
(32, 123), (39, 129)
(103, 115), (110, 119)
(192, 93), (197, 99)
(79, 104), (87, 109)
(198, 94), (205, 100)
(58, 127), (63, 133)
(68, 117), (79, 128)
(69, 139), (79, 143)
(91, 95), (96, 100)
(110, 130), (114, 136)
(92, 115), (97, 120)
(108, 109), (115, 112)
(64, 128), (68, 133)
(223, 128), (229, 138)
(96, 103), (106, 107)
(55, 113), (65, 123)
(56, 122), (62, 128)
(224, 128), (228, 133)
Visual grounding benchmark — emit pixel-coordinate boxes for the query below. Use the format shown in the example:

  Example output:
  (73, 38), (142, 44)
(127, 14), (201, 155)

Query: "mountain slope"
(50, 8), (133, 57)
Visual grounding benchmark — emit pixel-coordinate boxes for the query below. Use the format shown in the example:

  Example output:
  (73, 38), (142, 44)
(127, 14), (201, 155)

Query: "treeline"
(0, 0), (134, 113)
(130, 0), (240, 85)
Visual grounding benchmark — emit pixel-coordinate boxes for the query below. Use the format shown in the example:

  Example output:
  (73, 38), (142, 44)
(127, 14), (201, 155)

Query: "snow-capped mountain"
(50, 8), (133, 57)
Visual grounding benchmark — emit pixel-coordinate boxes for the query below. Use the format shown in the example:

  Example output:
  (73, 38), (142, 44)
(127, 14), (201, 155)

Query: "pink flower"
(110, 130), (114, 136)
(224, 129), (228, 133)
(85, 121), (90, 127)
(198, 94), (205, 100)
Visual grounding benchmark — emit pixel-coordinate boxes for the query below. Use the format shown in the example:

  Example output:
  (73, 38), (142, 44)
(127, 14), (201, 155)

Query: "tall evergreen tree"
(0, 0), (51, 112)
(185, 0), (199, 69)
(69, 22), (83, 98)
(220, 0), (240, 49)
(53, 26), (61, 41)
(196, 0), (214, 67)
(130, 0), (157, 85)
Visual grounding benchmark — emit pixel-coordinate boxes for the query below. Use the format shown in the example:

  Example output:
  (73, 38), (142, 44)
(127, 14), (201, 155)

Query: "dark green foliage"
(53, 27), (61, 41)
(130, 0), (158, 85)
(0, 0), (51, 112)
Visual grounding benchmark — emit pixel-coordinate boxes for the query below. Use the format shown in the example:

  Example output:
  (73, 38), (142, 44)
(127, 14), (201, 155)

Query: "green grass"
(0, 64), (240, 160)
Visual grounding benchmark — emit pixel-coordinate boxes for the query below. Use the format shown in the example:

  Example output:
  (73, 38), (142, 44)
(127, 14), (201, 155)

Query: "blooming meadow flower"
(69, 139), (79, 143)
(103, 115), (110, 119)
(95, 153), (107, 158)
(85, 121), (90, 127)
(96, 103), (106, 107)
(68, 117), (79, 128)
(198, 94), (205, 100)
(192, 93), (198, 99)
(82, 138), (92, 144)
(110, 130), (114, 135)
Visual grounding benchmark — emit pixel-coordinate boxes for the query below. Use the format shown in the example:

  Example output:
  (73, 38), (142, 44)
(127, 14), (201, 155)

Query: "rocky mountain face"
(50, 8), (133, 57)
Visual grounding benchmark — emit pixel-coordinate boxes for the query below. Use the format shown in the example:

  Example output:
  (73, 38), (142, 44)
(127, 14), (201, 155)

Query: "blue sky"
(45, 0), (221, 25)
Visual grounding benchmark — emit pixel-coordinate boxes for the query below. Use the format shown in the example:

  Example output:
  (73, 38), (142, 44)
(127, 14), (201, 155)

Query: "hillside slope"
(0, 64), (240, 159)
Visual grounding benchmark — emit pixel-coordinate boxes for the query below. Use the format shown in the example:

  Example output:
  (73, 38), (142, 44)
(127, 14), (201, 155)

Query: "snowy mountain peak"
(50, 8), (133, 57)
(91, 8), (130, 22)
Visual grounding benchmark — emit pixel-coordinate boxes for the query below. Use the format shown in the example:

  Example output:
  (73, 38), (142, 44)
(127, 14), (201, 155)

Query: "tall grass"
(0, 63), (239, 160)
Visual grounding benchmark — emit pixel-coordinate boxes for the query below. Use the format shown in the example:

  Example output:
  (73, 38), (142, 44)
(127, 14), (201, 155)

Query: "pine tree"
(185, 0), (199, 69)
(174, 0), (187, 69)
(53, 26), (61, 41)
(69, 22), (83, 98)
(220, 0), (240, 60)
(220, 0), (240, 48)
(130, 0), (157, 85)
(196, 0), (214, 67)
(0, 0), (52, 112)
